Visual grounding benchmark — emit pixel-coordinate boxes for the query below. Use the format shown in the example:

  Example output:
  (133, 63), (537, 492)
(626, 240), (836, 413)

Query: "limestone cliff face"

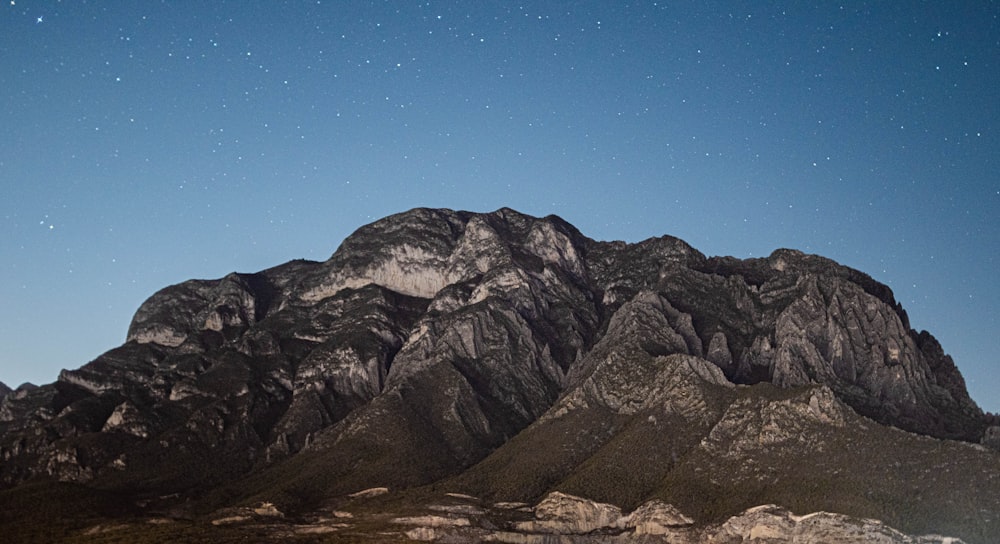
(651, 250), (982, 440)
(0, 207), (995, 543)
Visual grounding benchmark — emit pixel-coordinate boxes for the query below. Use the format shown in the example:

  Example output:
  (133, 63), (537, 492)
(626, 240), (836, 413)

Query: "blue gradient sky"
(2, 2), (997, 412)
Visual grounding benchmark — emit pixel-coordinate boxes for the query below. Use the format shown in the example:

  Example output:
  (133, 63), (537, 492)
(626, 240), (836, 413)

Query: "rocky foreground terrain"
(0, 207), (997, 543)
(35, 488), (966, 543)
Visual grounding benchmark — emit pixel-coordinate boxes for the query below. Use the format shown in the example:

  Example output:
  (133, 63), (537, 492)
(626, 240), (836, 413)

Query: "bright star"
(36, 15), (43, 23)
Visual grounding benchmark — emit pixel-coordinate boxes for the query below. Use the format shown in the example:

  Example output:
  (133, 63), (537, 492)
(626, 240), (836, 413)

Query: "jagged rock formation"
(0, 207), (996, 543)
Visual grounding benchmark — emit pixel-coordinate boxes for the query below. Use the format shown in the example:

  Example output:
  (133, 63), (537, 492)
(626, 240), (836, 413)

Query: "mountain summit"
(1, 208), (997, 542)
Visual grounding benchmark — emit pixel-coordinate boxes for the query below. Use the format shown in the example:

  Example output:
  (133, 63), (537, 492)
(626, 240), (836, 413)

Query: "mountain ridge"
(0, 207), (996, 543)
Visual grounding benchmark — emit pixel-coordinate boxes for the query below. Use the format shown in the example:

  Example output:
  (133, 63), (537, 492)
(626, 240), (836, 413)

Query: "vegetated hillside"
(0, 207), (996, 543)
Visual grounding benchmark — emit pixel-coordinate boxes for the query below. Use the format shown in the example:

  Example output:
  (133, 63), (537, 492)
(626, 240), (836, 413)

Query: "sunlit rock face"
(0, 208), (994, 543)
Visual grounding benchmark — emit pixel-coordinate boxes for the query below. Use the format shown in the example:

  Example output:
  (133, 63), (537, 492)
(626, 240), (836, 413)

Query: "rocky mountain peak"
(0, 207), (995, 543)
(295, 207), (589, 304)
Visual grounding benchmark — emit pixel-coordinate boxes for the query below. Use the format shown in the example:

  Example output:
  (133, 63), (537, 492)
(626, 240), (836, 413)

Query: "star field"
(2, 2), (998, 411)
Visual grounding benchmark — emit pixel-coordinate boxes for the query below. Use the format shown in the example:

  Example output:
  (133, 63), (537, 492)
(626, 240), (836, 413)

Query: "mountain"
(1, 207), (997, 543)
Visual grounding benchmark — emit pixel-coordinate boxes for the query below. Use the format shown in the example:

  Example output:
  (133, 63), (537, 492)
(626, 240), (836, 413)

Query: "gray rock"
(983, 425), (1000, 450)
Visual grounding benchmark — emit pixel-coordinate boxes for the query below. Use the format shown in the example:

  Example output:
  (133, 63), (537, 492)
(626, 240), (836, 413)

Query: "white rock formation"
(621, 500), (693, 535)
(348, 486), (389, 499)
(714, 504), (965, 544)
(392, 515), (471, 527)
(101, 401), (150, 437)
(514, 492), (623, 534)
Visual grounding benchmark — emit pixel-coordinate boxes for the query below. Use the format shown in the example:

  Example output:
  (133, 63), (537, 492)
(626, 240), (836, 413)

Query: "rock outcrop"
(709, 504), (963, 544)
(0, 208), (995, 543)
(983, 425), (1000, 450)
(515, 492), (624, 534)
(324, 491), (965, 543)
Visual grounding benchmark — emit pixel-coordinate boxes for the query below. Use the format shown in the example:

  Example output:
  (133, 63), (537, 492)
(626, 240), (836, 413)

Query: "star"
(36, 15), (43, 24)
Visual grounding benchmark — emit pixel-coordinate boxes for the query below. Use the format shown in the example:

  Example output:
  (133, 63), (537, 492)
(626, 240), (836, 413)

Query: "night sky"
(2, 2), (998, 412)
